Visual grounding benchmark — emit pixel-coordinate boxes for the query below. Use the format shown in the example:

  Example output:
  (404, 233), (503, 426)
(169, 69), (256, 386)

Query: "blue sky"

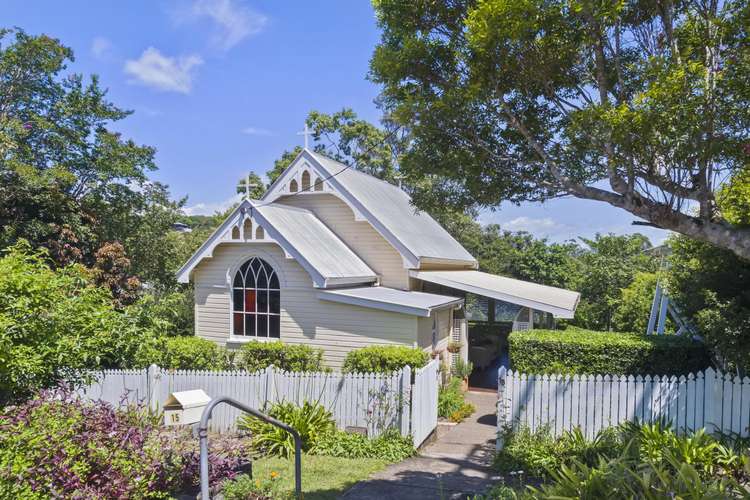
(6, 0), (667, 245)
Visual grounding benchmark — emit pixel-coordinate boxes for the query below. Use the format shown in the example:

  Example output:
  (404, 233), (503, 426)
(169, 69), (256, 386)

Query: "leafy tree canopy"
(266, 109), (402, 185)
(0, 29), (184, 289)
(370, 0), (750, 259)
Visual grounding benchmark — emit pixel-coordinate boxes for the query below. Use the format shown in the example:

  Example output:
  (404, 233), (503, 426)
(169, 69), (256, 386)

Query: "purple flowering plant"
(0, 388), (250, 499)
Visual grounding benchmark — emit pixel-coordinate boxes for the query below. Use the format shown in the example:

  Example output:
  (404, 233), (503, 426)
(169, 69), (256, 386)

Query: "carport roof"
(409, 269), (580, 319)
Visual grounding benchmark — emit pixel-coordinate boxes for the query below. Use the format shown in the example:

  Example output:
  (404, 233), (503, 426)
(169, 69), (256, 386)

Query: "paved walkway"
(342, 391), (499, 499)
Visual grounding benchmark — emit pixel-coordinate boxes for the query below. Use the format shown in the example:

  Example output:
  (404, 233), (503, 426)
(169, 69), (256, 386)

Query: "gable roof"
(262, 149), (478, 269)
(175, 199), (377, 288)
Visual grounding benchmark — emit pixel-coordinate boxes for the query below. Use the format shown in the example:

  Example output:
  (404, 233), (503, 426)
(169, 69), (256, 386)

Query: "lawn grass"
(251, 454), (388, 500)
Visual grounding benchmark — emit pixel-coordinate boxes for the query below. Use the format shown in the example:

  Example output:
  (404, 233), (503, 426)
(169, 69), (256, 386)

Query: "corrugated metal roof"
(310, 152), (478, 267)
(254, 203), (377, 285)
(318, 286), (464, 317)
(410, 270), (580, 318)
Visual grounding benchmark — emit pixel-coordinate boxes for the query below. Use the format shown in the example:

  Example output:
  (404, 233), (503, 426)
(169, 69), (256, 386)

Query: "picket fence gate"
(80, 360), (440, 446)
(497, 367), (750, 445)
(411, 359), (440, 447)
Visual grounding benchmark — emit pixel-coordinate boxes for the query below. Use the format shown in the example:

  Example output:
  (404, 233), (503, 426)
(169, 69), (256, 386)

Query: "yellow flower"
(270, 470), (279, 479)
(255, 479), (261, 488)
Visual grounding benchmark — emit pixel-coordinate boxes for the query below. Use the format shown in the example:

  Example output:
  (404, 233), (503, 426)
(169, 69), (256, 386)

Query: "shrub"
(236, 341), (325, 373)
(239, 401), (335, 458)
(438, 378), (475, 423)
(312, 428), (415, 462)
(0, 242), (157, 402)
(342, 345), (428, 373)
(495, 425), (622, 478)
(0, 389), (246, 498)
(508, 328), (710, 375)
(451, 358), (474, 380)
(135, 336), (228, 370)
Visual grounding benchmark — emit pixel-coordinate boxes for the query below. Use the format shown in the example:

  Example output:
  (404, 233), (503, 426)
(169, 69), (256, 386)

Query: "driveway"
(342, 391), (499, 499)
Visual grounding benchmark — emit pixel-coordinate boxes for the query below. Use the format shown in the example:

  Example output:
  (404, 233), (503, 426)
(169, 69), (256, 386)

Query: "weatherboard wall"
(193, 243), (418, 369)
(274, 193), (411, 289)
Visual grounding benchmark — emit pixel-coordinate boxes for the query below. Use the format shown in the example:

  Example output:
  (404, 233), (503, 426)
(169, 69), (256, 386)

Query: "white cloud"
(189, 0), (267, 51)
(124, 47), (203, 94)
(183, 194), (242, 216)
(502, 216), (558, 234)
(91, 36), (112, 58)
(241, 127), (272, 136)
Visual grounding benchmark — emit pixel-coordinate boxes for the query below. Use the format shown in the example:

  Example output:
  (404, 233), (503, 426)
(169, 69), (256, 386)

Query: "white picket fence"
(80, 360), (440, 446)
(497, 367), (750, 442)
(411, 359), (440, 447)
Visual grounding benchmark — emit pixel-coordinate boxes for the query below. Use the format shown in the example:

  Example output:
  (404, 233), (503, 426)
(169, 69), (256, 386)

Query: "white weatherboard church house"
(177, 149), (580, 371)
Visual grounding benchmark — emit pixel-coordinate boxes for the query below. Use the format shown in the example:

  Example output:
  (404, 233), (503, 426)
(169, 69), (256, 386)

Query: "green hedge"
(508, 328), (711, 376)
(342, 345), (428, 373)
(135, 336), (228, 370)
(236, 341), (325, 373)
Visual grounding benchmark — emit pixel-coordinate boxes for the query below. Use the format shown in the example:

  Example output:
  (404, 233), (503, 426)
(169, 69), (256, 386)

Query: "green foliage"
(0, 390), (241, 499)
(267, 110), (401, 185)
(134, 336), (228, 371)
(572, 234), (656, 331)
(0, 242), (156, 401)
(438, 378), (476, 423)
(667, 233), (750, 375)
(508, 328), (710, 376)
(236, 341), (325, 373)
(239, 401), (335, 458)
(611, 272), (663, 334)
(342, 345), (428, 373)
(451, 358), (474, 380)
(523, 421), (750, 498)
(0, 29), (185, 289)
(220, 472), (291, 500)
(495, 426), (621, 478)
(371, 0), (750, 258)
(312, 428), (415, 462)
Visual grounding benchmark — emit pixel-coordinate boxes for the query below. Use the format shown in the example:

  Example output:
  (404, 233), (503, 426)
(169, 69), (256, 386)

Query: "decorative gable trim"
(175, 200), (317, 285)
(262, 149), (421, 268)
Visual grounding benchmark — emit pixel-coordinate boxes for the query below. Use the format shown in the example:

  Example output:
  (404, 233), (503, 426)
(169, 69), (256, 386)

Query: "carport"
(410, 269), (580, 388)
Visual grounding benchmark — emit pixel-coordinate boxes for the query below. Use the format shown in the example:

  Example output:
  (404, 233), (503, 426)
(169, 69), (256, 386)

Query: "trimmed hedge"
(135, 336), (229, 370)
(236, 341), (325, 373)
(342, 345), (428, 373)
(508, 328), (710, 376)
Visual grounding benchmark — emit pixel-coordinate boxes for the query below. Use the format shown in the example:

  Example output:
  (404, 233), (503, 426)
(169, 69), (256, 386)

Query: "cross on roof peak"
(297, 122), (313, 149)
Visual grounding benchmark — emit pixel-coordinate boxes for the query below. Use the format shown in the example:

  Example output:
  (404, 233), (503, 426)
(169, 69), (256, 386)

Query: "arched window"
(289, 179), (298, 192)
(231, 226), (240, 239)
(255, 226), (265, 239)
(242, 219), (252, 240)
(314, 177), (324, 191)
(232, 257), (280, 338)
(301, 170), (311, 190)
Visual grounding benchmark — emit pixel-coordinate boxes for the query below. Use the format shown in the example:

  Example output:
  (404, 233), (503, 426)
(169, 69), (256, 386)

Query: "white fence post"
(497, 366), (507, 450)
(264, 365), (275, 406)
(401, 365), (412, 438)
(147, 364), (162, 413)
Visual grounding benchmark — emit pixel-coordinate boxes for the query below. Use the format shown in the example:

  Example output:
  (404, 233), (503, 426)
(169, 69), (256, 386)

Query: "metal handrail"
(198, 396), (302, 499)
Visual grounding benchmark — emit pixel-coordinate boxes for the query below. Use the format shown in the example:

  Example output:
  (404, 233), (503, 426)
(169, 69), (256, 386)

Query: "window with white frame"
(232, 257), (280, 338)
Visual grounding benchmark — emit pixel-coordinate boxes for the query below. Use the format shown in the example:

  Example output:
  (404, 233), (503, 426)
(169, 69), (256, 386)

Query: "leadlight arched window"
(301, 170), (311, 190)
(289, 179), (298, 192)
(232, 257), (280, 338)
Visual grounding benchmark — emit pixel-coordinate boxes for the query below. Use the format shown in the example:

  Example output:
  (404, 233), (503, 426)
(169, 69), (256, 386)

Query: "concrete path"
(342, 391), (500, 499)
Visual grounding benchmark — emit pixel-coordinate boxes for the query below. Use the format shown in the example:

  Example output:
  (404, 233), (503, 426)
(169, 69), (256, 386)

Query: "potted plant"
(446, 341), (462, 354)
(451, 358), (473, 391)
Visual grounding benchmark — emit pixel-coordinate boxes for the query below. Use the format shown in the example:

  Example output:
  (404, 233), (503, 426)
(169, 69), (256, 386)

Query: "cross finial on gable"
(240, 173), (260, 199)
(297, 122), (313, 149)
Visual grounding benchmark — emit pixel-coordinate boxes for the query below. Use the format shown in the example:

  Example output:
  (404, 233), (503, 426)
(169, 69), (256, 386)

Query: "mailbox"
(163, 390), (211, 426)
